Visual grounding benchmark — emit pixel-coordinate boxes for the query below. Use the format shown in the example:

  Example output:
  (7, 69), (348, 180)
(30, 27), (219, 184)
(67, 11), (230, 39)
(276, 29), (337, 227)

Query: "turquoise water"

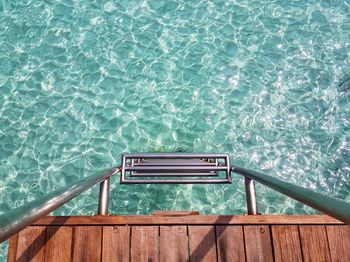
(1, 0), (350, 257)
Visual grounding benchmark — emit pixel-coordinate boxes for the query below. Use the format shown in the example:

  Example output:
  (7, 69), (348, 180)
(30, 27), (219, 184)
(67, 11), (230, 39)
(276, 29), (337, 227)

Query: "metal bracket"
(120, 153), (231, 184)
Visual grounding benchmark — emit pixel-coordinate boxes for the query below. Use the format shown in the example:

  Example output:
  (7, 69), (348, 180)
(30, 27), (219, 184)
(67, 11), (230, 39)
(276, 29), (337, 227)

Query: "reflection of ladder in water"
(2, 153), (350, 261)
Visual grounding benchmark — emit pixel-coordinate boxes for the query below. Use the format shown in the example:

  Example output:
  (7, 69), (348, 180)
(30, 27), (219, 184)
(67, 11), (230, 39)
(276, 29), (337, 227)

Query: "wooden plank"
(44, 226), (73, 262)
(159, 226), (188, 262)
(32, 215), (343, 226)
(7, 234), (19, 262)
(326, 225), (350, 261)
(15, 226), (46, 262)
(244, 225), (273, 262)
(131, 226), (159, 261)
(102, 226), (130, 262)
(188, 226), (217, 262)
(299, 225), (331, 261)
(72, 226), (102, 262)
(271, 225), (302, 262)
(216, 226), (245, 262)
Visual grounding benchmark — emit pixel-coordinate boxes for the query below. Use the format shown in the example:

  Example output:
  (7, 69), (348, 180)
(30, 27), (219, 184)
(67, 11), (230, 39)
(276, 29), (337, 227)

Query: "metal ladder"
(120, 153), (231, 184)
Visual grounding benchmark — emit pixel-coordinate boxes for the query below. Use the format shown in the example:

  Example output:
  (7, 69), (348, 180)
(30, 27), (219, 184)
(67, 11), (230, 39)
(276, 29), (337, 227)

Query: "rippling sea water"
(1, 0), (350, 257)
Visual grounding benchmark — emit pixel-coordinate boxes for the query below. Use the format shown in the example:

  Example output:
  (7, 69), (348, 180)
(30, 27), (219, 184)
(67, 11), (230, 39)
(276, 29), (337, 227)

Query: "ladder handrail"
(1, 161), (350, 244)
(233, 166), (350, 224)
(0, 167), (120, 243)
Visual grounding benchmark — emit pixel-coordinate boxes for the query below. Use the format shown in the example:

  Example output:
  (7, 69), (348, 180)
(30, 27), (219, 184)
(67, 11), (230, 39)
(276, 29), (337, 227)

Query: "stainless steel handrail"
(1, 160), (349, 244)
(98, 177), (111, 215)
(244, 177), (258, 215)
(0, 167), (120, 243)
(233, 166), (350, 224)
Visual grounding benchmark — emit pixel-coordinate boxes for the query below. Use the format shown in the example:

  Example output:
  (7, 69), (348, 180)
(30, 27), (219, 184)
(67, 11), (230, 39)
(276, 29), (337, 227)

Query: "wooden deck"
(7, 215), (350, 262)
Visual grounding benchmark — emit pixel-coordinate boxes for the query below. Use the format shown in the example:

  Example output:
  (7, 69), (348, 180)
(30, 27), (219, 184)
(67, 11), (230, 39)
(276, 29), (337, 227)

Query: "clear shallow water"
(0, 0), (350, 244)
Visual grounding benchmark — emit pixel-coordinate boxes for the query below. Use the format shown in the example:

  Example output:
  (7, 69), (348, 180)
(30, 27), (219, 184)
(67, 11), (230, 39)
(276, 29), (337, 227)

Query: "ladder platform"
(120, 153), (231, 184)
(151, 210), (200, 216)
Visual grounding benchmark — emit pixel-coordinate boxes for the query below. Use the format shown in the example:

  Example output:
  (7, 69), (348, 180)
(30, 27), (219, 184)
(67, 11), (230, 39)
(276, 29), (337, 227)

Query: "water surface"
(0, 0), (349, 232)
